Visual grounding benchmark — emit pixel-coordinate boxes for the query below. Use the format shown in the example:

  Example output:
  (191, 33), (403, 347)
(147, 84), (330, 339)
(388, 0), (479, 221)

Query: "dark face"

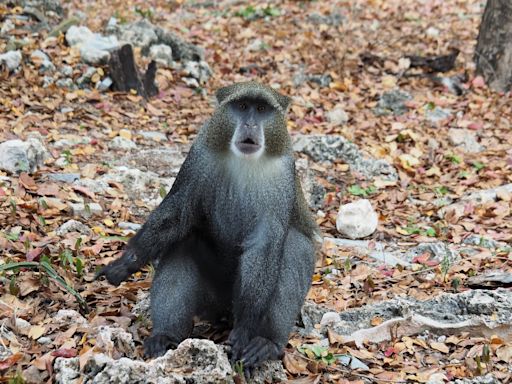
(227, 97), (276, 158)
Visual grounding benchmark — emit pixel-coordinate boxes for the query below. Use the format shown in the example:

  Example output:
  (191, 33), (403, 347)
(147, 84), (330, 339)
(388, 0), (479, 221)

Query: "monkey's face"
(227, 97), (276, 159)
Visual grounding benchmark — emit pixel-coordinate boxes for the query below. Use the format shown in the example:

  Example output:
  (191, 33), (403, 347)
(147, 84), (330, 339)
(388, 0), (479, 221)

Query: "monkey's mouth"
(236, 137), (261, 154)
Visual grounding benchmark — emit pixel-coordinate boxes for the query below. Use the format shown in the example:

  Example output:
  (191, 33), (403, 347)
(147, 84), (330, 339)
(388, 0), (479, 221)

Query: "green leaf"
(347, 185), (366, 196)
(472, 161), (485, 171)
(424, 227), (436, 237)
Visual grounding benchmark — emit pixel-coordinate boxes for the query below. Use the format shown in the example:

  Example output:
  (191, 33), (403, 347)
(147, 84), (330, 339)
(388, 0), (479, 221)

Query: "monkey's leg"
(145, 235), (227, 357)
(240, 228), (315, 368)
(145, 249), (210, 358)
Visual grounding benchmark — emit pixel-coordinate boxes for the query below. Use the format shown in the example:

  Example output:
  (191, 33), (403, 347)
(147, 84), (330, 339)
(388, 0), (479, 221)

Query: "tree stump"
(108, 44), (158, 99)
(474, 0), (512, 92)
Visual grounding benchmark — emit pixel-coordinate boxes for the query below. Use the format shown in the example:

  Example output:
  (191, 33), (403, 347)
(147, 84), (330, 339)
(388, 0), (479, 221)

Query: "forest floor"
(0, 0), (511, 383)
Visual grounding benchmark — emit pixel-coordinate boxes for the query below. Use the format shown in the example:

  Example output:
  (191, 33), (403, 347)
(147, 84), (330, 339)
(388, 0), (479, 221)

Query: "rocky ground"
(0, 0), (511, 383)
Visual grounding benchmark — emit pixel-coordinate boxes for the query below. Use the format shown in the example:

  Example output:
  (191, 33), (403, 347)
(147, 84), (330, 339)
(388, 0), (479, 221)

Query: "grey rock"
(308, 12), (345, 26)
(132, 290), (150, 319)
(0, 345), (11, 361)
(292, 67), (308, 87)
(323, 237), (410, 267)
(60, 65), (73, 76)
(15, 317), (31, 332)
(55, 309), (88, 325)
(56, 78), (76, 89)
(77, 67), (98, 86)
(182, 77), (199, 88)
(95, 76), (112, 92)
(439, 183), (512, 218)
(295, 158), (325, 210)
(66, 25), (119, 65)
(155, 27), (204, 62)
(122, 147), (186, 177)
(250, 361), (287, 383)
(0, 138), (48, 174)
(23, 365), (49, 383)
(293, 134), (397, 181)
(109, 136), (137, 150)
(56, 219), (92, 236)
(373, 89), (412, 116)
(425, 106), (452, 125)
(138, 131), (167, 142)
(14, 0), (63, 16)
(320, 312), (342, 326)
(0, 50), (22, 71)
(448, 128), (485, 153)
(149, 44), (174, 67)
(118, 20), (158, 52)
(54, 357), (80, 384)
(53, 136), (91, 148)
(182, 60), (212, 84)
(73, 178), (109, 194)
(115, 20), (204, 62)
(48, 172), (80, 183)
(37, 336), (52, 345)
(95, 326), (135, 357)
(30, 49), (55, 72)
(100, 166), (173, 200)
(467, 270), (512, 288)
(1, 19), (15, 35)
(118, 222), (142, 232)
(407, 242), (460, 264)
(336, 199), (379, 239)
(246, 38), (265, 52)
(462, 235), (503, 249)
(326, 107), (349, 125)
(426, 26), (440, 37)
(301, 289), (512, 339)
(105, 17), (118, 34)
(68, 202), (103, 218)
(300, 301), (329, 333)
(308, 73), (332, 87)
(453, 374), (501, 384)
(42, 75), (55, 87)
(54, 339), (234, 384)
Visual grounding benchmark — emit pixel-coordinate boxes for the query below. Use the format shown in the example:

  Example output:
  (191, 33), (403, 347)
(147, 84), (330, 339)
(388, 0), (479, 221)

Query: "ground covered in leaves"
(0, 0), (511, 383)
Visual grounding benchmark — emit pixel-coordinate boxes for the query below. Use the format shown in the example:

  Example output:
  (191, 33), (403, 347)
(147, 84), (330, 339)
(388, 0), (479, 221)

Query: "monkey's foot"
(241, 336), (281, 368)
(227, 327), (250, 362)
(95, 249), (140, 286)
(144, 334), (178, 358)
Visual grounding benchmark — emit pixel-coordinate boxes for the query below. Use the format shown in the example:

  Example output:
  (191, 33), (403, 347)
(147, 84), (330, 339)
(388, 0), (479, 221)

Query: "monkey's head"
(207, 82), (292, 159)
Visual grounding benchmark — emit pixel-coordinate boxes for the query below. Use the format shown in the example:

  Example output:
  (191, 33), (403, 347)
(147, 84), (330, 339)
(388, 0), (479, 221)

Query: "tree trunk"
(474, 0), (512, 92)
(108, 44), (158, 99)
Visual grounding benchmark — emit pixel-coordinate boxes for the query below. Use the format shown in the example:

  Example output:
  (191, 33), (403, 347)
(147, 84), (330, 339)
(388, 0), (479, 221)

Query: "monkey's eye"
(239, 102), (247, 110)
(257, 105), (266, 112)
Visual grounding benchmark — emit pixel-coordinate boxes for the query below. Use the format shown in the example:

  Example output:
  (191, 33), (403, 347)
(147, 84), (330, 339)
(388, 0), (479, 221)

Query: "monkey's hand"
(227, 327), (250, 363)
(95, 247), (143, 286)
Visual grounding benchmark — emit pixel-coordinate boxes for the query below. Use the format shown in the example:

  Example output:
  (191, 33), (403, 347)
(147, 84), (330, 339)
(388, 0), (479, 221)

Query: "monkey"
(97, 81), (317, 369)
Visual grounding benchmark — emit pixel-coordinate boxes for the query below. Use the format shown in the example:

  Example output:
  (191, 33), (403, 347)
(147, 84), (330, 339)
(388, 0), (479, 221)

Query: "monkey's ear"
(275, 93), (291, 112)
(215, 85), (236, 104)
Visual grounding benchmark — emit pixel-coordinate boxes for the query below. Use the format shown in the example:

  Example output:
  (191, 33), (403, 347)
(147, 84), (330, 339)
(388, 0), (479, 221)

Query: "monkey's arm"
(97, 149), (200, 286)
(229, 215), (288, 356)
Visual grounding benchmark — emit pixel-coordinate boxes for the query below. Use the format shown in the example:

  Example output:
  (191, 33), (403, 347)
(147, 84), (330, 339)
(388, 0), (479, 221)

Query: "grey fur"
(98, 82), (316, 369)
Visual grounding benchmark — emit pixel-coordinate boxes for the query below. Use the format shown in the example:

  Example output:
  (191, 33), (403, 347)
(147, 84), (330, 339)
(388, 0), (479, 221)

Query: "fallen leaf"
(0, 352), (23, 370)
(51, 348), (77, 358)
(28, 325), (46, 340)
(430, 341), (450, 353)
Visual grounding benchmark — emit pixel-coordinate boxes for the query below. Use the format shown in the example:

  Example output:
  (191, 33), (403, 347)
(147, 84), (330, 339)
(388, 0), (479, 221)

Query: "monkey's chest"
(207, 185), (270, 248)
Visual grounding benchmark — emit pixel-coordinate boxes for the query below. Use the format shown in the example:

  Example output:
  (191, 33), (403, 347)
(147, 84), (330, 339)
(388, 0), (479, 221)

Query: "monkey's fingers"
(144, 334), (177, 358)
(241, 336), (280, 368)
